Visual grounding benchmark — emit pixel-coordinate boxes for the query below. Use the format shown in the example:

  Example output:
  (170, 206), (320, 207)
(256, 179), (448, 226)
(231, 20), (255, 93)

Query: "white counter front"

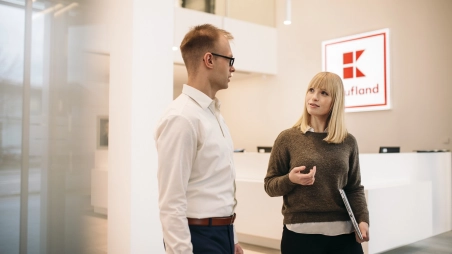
(233, 152), (451, 253)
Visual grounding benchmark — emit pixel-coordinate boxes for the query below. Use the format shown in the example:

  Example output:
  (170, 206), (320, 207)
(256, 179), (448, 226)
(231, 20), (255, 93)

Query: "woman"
(264, 72), (369, 254)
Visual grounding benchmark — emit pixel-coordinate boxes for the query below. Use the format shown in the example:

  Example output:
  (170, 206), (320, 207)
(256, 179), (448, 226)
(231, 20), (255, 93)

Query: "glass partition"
(0, 3), (24, 253)
(0, 0), (108, 253)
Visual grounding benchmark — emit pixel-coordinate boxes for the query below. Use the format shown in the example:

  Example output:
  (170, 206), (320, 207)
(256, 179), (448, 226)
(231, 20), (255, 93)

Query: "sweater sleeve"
(344, 135), (370, 225)
(264, 130), (298, 197)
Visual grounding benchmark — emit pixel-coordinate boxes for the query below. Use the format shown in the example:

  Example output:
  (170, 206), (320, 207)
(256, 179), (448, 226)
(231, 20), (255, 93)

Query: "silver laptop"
(339, 189), (364, 240)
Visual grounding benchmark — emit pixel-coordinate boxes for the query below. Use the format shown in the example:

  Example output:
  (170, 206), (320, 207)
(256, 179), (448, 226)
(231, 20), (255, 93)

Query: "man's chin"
(218, 85), (228, 92)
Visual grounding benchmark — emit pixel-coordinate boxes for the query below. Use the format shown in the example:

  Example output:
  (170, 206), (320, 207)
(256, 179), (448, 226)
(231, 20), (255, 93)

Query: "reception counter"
(234, 152), (451, 254)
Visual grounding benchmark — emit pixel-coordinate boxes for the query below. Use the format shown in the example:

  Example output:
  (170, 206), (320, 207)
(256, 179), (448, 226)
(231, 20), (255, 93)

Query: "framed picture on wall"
(97, 116), (109, 149)
(181, 0), (215, 14)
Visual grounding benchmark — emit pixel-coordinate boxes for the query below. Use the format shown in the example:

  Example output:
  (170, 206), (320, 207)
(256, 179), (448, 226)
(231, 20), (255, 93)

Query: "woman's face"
(306, 86), (333, 118)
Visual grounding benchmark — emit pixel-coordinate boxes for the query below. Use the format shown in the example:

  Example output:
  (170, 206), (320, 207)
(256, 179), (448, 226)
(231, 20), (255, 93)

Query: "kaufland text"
(345, 84), (379, 96)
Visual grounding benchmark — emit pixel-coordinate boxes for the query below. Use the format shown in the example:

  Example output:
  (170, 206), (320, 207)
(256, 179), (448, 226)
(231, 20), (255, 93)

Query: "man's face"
(211, 36), (235, 91)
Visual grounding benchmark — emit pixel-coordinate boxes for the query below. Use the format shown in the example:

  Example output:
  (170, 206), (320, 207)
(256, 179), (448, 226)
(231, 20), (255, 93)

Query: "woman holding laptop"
(264, 72), (369, 254)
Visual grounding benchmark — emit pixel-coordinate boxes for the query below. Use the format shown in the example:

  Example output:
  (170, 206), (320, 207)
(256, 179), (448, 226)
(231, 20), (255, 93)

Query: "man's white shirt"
(155, 84), (237, 253)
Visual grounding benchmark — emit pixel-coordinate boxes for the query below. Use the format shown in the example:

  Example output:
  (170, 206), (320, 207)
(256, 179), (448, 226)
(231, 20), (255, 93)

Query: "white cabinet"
(174, 7), (277, 75)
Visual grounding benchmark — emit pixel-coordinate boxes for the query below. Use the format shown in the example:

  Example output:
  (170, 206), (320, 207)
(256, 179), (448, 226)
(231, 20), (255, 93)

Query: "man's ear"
(203, 53), (214, 68)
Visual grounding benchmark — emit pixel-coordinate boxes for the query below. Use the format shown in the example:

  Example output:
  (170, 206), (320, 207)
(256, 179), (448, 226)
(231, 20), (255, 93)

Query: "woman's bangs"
(310, 76), (334, 96)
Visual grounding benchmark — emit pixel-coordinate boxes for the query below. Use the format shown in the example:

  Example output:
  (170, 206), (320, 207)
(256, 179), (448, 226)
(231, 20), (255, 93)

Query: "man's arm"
(156, 115), (197, 253)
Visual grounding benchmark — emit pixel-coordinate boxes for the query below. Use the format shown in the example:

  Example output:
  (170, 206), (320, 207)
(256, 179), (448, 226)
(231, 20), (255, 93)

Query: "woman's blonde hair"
(293, 72), (348, 143)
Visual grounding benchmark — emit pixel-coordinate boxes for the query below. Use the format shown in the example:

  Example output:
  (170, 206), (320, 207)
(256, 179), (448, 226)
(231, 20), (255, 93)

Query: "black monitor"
(379, 146), (400, 153)
(257, 146), (272, 153)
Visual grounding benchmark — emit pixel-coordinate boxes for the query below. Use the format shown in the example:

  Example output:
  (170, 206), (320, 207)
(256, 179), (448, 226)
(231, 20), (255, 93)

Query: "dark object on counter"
(257, 146), (272, 153)
(379, 146), (400, 153)
(414, 149), (450, 153)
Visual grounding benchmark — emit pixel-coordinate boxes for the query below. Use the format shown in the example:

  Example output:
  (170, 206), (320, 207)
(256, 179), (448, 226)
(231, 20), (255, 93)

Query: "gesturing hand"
(289, 166), (316, 185)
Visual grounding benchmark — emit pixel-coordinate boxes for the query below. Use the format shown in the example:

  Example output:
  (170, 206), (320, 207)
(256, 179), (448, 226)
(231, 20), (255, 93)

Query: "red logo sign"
(343, 50), (365, 79)
(322, 28), (390, 112)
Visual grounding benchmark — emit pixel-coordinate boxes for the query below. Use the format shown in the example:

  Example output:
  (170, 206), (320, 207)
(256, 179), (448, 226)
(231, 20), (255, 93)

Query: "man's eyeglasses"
(211, 52), (235, 67)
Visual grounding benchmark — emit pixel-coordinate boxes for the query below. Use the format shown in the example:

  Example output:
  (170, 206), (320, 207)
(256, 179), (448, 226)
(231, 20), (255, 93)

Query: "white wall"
(217, 0), (452, 154)
(109, 1), (172, 253)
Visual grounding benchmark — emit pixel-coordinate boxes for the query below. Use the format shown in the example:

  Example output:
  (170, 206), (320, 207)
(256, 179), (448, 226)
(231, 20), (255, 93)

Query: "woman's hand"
(356, 222), (369, 243)
(289, 166), (316, 185)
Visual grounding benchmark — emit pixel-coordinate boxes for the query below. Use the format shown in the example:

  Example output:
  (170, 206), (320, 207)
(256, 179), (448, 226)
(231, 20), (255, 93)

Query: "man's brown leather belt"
(187, 213), (236, 226)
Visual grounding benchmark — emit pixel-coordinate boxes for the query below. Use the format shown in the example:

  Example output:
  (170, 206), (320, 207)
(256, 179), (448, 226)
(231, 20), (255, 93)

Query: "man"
(155, 24), (243, 254)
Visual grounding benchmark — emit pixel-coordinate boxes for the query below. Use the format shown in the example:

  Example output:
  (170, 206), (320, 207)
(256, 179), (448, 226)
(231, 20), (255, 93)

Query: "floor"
(379, 230), (452, 254)
(83, 208), (452, 254)
(240, 242), (280, 254)
(241, 232), (452, 254)
(242, 232), (452, 254)
(1, 194), (451, 253)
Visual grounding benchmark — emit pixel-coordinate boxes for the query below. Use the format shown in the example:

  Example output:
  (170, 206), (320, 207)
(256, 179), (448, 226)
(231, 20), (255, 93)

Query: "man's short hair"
(180, 24), (233, 74)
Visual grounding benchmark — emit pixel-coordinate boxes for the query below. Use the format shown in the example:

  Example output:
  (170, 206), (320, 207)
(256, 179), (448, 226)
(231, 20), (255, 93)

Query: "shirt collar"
(307, 126), (329, 133)
(182, 84), (220, 110)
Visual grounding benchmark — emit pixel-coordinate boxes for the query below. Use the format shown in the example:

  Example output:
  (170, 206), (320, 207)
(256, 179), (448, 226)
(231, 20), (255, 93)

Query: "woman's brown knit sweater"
(264, 127), (369, 226)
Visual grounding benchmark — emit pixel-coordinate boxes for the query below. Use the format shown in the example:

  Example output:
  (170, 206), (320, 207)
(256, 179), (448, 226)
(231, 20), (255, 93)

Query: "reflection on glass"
(0, 0), (108, 253)
(0, 4), (24, 254)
